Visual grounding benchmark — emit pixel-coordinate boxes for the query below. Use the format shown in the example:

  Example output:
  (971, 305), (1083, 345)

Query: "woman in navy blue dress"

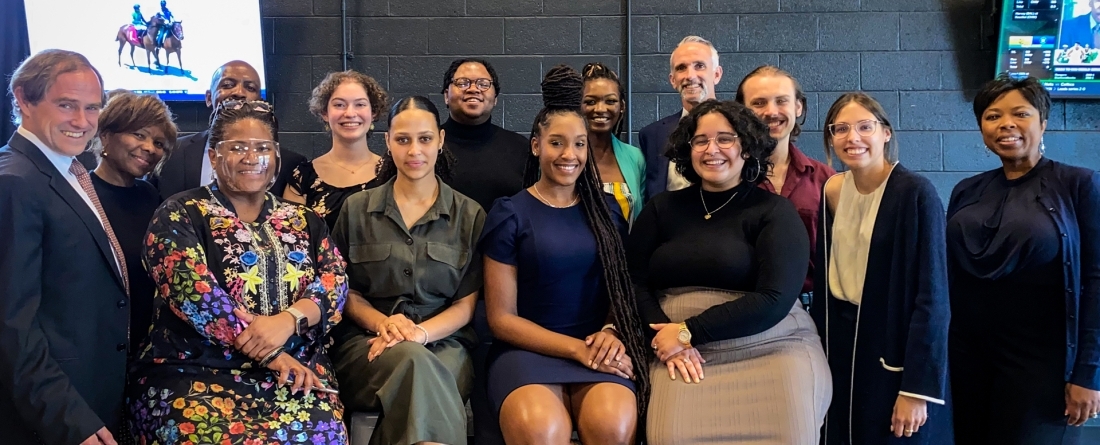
(479, 65), (650, 444)
(948, 74), (1100, 444)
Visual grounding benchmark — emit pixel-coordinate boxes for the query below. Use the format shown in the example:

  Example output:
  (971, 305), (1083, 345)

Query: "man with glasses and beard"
(639, 35), (724, 203)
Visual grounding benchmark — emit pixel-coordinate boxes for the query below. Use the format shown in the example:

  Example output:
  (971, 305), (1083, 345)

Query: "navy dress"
(947, 157), (1078, 444)
(478, 190), (634, 413)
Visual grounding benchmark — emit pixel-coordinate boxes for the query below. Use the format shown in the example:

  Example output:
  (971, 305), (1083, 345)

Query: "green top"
(611, 135), (647, 222)
(330, 176), (486, 345)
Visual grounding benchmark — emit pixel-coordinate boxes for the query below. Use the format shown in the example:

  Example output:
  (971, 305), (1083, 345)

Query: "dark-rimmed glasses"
(828, 119), (880, 138)
(690, 133), (739, 152)
(452, 78), (493, 91)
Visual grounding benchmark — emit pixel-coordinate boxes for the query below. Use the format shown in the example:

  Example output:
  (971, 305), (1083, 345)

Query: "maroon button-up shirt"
(758, 143), (836, 293)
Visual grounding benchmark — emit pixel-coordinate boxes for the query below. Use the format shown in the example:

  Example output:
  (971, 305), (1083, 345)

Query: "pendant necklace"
(700, 187), (737, 220)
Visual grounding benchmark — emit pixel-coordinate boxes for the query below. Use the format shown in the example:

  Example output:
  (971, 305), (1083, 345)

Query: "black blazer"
(0, 133), (130, 444)
(153, 129), (306, 201)
(638, 112), (681, 203)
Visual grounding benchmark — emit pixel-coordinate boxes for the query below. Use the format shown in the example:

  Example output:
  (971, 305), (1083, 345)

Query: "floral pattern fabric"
(129, 186), (349, 445)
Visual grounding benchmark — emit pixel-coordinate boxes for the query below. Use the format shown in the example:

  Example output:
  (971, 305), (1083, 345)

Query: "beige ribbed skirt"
(647, 288), (832, 445)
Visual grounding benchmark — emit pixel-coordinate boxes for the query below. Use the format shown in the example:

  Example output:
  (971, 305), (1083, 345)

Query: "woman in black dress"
(90, 91), (177, 354)
(948, 74), (1100, 444)
(479, 65), (650, 444)
(284, 70), (388, 228)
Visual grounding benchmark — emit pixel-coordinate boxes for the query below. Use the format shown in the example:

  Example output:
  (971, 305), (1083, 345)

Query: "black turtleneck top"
(441, 117), (530, 212)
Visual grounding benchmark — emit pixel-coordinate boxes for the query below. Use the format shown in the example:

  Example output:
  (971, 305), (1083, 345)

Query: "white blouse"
(827, 166), (894, 305)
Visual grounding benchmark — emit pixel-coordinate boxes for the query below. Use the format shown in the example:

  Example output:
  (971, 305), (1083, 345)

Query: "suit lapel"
(9, 135), (127, 293)
(183, 130), (209, 189)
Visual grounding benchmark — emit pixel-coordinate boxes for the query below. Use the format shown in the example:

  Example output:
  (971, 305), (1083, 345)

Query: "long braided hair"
(524, 65), (652, 441)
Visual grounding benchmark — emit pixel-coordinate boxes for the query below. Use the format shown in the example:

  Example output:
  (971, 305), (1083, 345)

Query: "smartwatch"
(285, 307), (308, 336)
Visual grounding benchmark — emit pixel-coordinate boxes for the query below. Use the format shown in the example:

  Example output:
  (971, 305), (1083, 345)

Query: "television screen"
(995, 0), (1100, 99)
(24, 0), (267, 101)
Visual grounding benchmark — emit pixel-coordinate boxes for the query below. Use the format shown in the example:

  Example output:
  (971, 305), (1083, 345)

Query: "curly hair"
(439, 58), (501, 94)
(308, 70), (388, 131)
(665, 99), (776, 185)
(734, 65), (808, 142)
(375, 96), (456, 183)
(521, 64), (652, 441)
(972, 72), (1051, 123)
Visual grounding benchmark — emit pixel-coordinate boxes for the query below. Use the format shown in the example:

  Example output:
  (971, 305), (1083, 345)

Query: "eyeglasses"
(828, 119), (881, 138)
(451, 78), (493, 91)
(214, 139), (279, 157)
(689, 133), (739, 152)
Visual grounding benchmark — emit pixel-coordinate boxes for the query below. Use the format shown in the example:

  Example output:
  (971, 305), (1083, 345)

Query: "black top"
(287, 160), (385, 229)
(947, 157), (1061, 284)
(947, 157), (1064, 347)
(90, 172), (161, 355)
(441, 118), (530, 212)
(627, 182), (809, 345)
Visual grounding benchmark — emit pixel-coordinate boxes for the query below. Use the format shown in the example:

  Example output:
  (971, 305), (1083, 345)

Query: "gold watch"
(676, 322), (692, 346)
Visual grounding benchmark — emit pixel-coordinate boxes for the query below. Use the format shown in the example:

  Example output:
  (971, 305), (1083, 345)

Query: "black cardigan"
(812, 165), (952, 402)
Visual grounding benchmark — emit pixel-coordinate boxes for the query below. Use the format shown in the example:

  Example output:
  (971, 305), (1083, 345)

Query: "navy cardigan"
(947, 159), (1100, 390)
(812, 165), (952, 403)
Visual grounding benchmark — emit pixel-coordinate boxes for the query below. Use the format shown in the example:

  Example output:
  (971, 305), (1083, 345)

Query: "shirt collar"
(367, 176), (455, 222)
(17, 126), (77, 175)
(787, 143), (815, 175)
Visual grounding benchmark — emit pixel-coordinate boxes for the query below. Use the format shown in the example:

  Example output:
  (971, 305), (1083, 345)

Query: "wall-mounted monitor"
(24, 0), (267, 101)
(995, 0), (1100, 99)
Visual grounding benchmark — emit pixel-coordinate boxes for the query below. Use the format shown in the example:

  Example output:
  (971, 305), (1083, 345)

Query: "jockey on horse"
(155, 0), (175, 47)
(128, 4), (148, 42)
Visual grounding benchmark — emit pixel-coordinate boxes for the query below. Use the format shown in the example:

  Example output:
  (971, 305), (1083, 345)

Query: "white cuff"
(898, 391), (945, 405)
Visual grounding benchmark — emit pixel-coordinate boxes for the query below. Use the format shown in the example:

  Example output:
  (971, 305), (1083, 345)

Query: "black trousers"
(950, 330), (1080, 444)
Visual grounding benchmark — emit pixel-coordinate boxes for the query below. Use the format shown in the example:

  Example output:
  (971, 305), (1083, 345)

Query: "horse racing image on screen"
(24, 0), (267, 101)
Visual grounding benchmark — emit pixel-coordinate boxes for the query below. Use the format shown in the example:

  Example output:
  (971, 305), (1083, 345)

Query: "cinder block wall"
(168, 0), (1099, 201)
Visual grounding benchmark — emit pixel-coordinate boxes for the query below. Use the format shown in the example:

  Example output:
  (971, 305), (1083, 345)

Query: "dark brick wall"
(168, 0), (1100, 202)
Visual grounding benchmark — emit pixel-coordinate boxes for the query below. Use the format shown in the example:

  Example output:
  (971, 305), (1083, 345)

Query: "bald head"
(205, 60), (261, 108)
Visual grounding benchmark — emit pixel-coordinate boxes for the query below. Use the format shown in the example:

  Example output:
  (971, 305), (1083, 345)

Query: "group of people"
(128, 0), (176, 46)
(1, 33), (1098, 445)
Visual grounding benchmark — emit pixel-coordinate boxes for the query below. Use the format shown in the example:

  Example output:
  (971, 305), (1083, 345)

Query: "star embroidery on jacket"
(239, 266), (263, 295)
(282, 263), (306, 292)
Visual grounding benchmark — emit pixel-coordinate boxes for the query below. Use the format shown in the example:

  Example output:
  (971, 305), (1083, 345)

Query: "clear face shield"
(211, 139), (281, 193)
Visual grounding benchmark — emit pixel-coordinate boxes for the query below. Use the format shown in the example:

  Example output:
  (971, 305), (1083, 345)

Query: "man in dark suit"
(638, 35), (724, 203)
(1060, 0), (1100, 49)
(153, 60), (304, 201)
(0, 49), (129, 445)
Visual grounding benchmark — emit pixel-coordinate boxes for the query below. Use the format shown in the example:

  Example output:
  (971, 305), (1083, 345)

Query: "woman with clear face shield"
(127, 100), (352, 444)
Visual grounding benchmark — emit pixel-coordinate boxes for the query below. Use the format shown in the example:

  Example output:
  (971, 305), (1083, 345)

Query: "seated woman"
(128, 100), (349, 444)
(285, 70), (389, 228)
(90, 91), (177, 354)
(628, 99), (831, 444)
(328, 96), (484, 445)
(480, 65), (650, 445)
(580, 62), (646, 226)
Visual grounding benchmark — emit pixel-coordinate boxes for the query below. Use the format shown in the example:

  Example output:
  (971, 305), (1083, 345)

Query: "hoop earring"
(745, 157), (762, 183)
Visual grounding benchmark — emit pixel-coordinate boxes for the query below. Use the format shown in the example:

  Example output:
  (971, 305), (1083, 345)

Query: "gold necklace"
(533, 184), (579, 208)
(328, 157), (376, 174)
(700, 187), (738, 220)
